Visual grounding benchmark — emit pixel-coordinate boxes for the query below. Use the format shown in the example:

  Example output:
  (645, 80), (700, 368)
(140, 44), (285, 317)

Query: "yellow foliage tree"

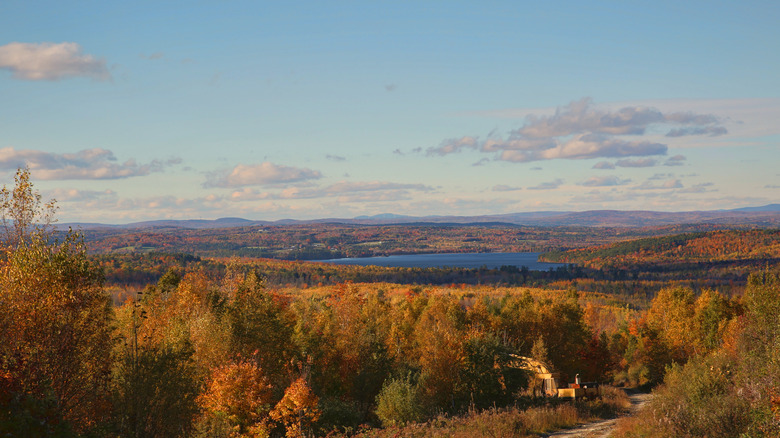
(0, 168), (113, 433)
(270, 377), (321, 438)
(646, 286), (696, 360)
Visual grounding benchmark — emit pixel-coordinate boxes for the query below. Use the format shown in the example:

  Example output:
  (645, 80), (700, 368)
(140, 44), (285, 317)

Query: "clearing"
(543, 391), (652, 438)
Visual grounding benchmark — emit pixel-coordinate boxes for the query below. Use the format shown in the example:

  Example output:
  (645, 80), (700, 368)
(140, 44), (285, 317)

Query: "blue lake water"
(312, 252), (566, 270)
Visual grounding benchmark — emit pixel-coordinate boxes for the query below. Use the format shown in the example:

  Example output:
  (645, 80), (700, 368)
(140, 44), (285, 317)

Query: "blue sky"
(1, 1), (778, 223)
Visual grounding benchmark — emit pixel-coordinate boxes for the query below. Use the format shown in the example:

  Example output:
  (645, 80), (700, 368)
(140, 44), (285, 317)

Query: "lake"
(312, 252), (566, 270)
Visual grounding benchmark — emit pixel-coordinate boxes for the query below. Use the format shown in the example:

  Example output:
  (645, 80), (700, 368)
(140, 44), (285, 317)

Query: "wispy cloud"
(323, 181), (433, 194)
(204, 162), (323, 188)
(0, 147), (179, 179)
(492, 184), (523, 192)
(664, 155), (687, 166)
(648, 173), (676, 180)
(0, 42), (110, 81)
(229, 180), (433, 202)
(678, 182), (716, 194)
(140, 52), (164, 60)
(593, 161), (616, 169)
(615, 158), (658, 168)
(427, 136), (479, 156)
(46, 188), (117, 202)
(581, 176), (632, 187)
(634, 179), (684, 190)
(528, 179), (564, 190)
(666, 126), (727, 137)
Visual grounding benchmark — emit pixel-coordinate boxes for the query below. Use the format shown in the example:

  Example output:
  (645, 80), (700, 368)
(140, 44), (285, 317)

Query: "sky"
(1, 1), (778, 223)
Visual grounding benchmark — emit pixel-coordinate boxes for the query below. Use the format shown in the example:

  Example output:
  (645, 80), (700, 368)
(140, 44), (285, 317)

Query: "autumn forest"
(2, 169), (779, 437)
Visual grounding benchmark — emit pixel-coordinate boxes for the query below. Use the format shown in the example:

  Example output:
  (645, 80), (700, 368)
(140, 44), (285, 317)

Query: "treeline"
(8, 226), (771, 436)
(4, 171), (779, 436)
(542, 229), (780, 267)
(0, 170), (620, 436)
(81, 221), (708, 260)
(613, 271), (780, 437)
(2, 229), (613, 435)
(97, 251), (759, 306)
(95, 252), (589, 291)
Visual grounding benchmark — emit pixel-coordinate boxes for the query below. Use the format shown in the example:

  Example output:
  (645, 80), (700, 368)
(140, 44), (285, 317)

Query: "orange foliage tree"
(270, 376), (320, 438)
(198, 359), (275, 437)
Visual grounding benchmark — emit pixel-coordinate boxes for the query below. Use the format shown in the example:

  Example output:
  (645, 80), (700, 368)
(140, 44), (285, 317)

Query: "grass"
(330, 387), (631, 438)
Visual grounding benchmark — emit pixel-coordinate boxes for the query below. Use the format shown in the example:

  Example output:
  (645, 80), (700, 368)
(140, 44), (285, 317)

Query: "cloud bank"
(205, 162), (323, 188)
(229, 180), (433, 201)
(0, 42), (110, 81)
(0, 147), (179, 179)
(430, 98), (727, 163)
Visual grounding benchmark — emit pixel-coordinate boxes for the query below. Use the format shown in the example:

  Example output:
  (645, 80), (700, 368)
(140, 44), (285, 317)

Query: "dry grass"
(337, 388), (630, 438)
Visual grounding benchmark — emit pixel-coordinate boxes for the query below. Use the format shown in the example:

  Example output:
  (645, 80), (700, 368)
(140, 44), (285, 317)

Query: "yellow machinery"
(508, 355), (599, 399)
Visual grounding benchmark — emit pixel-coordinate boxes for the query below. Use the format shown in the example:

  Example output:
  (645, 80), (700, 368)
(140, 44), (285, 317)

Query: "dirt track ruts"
(541, 391), (652, 438)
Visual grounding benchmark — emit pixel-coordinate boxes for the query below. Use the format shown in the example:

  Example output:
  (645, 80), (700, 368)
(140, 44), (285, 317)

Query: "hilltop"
(59, 204), (780, 230)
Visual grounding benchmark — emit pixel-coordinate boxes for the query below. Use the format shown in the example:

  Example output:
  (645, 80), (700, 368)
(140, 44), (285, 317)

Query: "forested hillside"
(613, 272), (780, 437)
(79, 220), (737, 260)
(2, 170), (779, 437)
(542, 229), (780, 267)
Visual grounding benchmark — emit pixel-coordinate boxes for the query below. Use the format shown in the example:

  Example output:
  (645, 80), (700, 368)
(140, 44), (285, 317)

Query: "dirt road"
(542, 391), (652, 438)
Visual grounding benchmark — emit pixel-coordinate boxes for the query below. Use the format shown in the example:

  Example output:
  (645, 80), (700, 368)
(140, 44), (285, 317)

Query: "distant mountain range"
(58, 204), (780, 231)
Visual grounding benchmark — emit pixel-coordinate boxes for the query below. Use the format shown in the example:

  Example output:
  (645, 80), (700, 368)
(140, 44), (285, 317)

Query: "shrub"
(615, 353), (750, 438)
(374, 374), (425, 427)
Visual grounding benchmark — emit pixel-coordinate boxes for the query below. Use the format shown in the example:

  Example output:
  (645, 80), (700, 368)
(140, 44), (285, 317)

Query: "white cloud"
(497, 134), (666, 163)
(205, 162), (323, 188)
(0, 42), (110, 81)
(518, 98), (665, 137)
(433, 97), (728, 164)
(515, 98), (725, 139)
(0, 147), (179, 180)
